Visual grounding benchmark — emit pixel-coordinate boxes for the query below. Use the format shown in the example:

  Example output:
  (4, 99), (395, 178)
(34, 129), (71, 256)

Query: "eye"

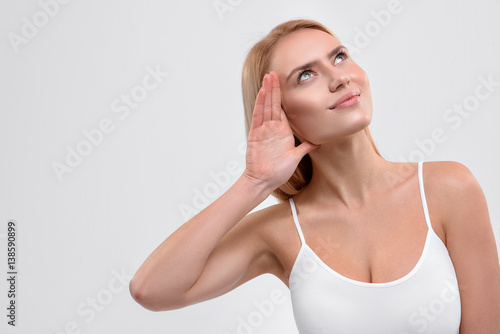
(297, 49), (348, 83)
(296, 49), (349, 84)
(334, 51), (348, 65)
(298, 70), (313, 82)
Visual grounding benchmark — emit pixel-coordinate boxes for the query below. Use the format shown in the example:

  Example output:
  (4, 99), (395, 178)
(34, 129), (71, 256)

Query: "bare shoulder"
(423, 160), (479, 185)
(243, 199), (297, 256)
(422, 160), (483, 200)
(239, 199), (292, 237)
(231, 199), (296, 281)
(423, 161), (500, 330)
(421, 160), (487, 238)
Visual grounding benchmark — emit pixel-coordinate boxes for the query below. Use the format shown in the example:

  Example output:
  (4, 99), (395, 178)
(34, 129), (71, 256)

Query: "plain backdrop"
(1, 0), (499, 333)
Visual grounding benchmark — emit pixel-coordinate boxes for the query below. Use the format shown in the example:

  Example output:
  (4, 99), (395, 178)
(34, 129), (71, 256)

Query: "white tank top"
(288, 161), (461, 333)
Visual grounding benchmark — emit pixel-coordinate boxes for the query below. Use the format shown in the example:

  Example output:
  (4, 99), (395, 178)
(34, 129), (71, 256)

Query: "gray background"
(1, 0), (499, 333)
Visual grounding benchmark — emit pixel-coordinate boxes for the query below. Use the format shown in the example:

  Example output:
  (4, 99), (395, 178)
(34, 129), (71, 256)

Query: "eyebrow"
(286, 45), (346, 83)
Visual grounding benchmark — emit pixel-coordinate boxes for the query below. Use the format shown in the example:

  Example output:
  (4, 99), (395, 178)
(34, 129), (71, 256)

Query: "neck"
(303, 129), (390, 209)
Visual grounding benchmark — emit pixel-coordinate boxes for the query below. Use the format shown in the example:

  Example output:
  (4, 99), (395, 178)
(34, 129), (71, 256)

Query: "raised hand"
(243, 71), (320, 191)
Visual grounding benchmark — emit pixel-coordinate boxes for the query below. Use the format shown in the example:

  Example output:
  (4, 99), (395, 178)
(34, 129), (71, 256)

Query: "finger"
(294, 141), (321, 160)
(262, 74), (272, 123)
(250, 86), (266, 130)
(270, 71), (281, 121)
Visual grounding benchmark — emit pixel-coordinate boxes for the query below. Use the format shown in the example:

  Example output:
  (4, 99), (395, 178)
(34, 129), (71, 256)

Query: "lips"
(329, 89), (361, 109)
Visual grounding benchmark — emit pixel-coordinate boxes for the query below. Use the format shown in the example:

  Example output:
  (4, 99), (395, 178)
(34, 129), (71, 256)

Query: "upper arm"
(180, 207), (283, 307)
(430, 161), (500, 333)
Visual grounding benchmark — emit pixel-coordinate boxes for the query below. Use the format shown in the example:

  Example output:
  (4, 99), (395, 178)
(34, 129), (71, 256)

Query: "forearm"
(129, 174), (272, 308)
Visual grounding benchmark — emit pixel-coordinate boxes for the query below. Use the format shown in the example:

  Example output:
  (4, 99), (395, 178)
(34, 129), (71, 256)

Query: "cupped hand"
(243, 71), (320, 190)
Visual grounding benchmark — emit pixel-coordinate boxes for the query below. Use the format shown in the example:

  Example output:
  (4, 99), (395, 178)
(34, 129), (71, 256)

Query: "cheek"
(351, 66), (373, 108)
(354, 66), (371, 91)
(282, 92), (326, 141)
(282, 90), (323, 121)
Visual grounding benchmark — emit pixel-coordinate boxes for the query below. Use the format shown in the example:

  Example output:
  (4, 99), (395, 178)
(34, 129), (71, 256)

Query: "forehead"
(269, 29), (341, 74)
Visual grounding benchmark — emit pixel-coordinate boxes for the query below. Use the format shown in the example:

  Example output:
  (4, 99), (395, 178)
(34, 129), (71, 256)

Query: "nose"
(327, 68), (350, 92)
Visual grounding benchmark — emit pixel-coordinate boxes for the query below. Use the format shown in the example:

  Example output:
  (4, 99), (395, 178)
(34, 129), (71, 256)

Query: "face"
(269, 29), (373, 145)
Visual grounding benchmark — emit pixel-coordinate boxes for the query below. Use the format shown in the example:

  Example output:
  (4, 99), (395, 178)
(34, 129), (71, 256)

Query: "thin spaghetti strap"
(289, 198), (306, 246)
(418, 161), (434, 232)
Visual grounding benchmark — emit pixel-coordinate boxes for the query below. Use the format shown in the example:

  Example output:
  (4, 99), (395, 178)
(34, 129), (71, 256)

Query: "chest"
(272, 191), (446, 286)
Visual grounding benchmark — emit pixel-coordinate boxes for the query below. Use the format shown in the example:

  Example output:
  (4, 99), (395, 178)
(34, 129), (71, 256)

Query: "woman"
(129, 19), (500, 333)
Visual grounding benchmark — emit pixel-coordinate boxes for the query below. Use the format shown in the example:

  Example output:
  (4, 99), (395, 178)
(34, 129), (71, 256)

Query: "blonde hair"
(241, 19), (382, 203)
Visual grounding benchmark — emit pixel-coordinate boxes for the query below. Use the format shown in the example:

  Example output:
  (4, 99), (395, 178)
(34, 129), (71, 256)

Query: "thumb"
(294, 141), (320, 160)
